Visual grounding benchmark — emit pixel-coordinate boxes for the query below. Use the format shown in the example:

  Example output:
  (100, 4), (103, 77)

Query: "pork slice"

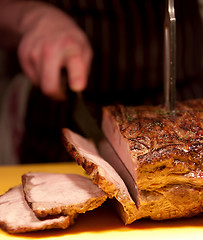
(62, 128), (137, 224)
(101, 99), (203, 222)
(0, 185), (74, 233)
(22, 173), (107, 218)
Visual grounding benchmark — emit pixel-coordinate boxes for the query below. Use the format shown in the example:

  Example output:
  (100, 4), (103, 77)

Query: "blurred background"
(0, 0), (203, 165)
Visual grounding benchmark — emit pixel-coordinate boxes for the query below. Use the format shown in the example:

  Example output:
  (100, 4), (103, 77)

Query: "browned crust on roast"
(116, 185), (203, 222)
(100, 99), (203, 223)
(31, 198), (106, 219)
(104, 99), (203, 190)
(62, 99), (203, 224)
(63, 133), (203, 224)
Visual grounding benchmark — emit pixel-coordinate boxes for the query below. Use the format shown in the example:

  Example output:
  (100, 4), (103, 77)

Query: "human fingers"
(18, 15), (93, 99)
(39, 45), (89, 99)
(18, 32), (69, 100)
(18, 36), (90, 99)
(64, 40), (93, 92)
(39, 44), (66, 100)
(66, 54), (88, 92)
(17, 34), (40, 86)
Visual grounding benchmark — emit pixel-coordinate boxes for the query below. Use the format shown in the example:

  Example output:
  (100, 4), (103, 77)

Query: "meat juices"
(63, 98), (203, 224)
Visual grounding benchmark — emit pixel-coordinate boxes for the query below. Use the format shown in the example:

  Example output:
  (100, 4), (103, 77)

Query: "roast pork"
(22, 172), (107, 218)
(63, 98), (203, 224)
(0, 185), (73, 233)
(0, 173), (107, 233)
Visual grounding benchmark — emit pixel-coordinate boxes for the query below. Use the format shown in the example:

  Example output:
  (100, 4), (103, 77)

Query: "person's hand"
(17, 5), (93, 100)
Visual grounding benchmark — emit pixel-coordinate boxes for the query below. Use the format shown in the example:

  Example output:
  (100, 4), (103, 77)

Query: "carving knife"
(71, 92), (139, 208)
(164, 0), (176, 114)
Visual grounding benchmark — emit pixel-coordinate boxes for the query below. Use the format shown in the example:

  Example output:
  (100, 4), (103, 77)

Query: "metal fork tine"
(164, 0), (176, 114)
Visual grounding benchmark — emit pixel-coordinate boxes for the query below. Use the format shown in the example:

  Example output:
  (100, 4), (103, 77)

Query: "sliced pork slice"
(62, 128), (137, 224)
(0, 185), (73, 233)
(22, 172), (107, 218)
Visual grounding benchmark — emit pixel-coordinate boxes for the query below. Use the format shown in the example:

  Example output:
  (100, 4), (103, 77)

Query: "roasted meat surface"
(102, 99), (203, 190)
(63, 99), (203, 224)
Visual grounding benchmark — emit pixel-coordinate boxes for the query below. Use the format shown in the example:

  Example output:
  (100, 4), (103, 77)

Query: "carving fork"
(164, 0), (176, 114)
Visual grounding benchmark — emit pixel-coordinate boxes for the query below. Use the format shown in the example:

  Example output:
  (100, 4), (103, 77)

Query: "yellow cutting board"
(0, 163), (202, 240)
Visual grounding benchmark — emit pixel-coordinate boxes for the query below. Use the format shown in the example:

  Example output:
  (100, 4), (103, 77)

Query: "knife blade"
(72, 92), (139, 208)
(164, 0), (176, 115)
